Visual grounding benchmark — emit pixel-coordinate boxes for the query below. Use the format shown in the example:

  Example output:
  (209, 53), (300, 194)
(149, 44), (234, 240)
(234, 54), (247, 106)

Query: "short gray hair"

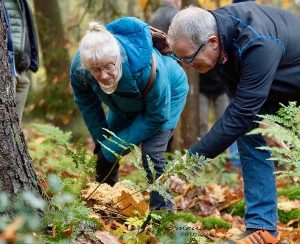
(79, 21), (120, 69)
(168, 6), (218, 46)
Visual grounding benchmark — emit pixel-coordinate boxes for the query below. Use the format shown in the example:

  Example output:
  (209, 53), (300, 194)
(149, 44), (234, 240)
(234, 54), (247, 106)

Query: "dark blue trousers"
(141, 130), (173, 210)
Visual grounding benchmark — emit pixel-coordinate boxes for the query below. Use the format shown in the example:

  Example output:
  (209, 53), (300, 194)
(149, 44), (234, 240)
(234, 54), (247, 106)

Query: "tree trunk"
(0, 2), (43, 198)
(170, 120), (183, 151)
(182, 0), (200, 7)
(181, 68), (199, 149)
(32, 0), (75, 126)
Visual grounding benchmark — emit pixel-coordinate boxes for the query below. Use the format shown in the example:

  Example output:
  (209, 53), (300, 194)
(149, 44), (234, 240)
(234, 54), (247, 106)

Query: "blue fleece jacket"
(70, 17), (188, 162)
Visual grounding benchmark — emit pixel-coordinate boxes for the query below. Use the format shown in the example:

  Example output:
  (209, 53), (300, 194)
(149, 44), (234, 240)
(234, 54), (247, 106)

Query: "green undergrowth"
(165, 150), (240, 187)
(249, 102), (300, 178)
(42, 175), (100, 243)
(278, 185), (300, 200)
(13, 123), (99, 242)
(28, 123), (96, 197)
(228, 185), (300, 223)
(0, 175), (100, 243)
(228, 200), (245, 217)
(200, 216), (231, 230)
(21, 124), (220, 242)
(11, 120), (299, 243)
(120, 168), (145, 184)
(152, 212), (231, 230)
(278, 209), (300, 224)
(116, 211), (230, 243)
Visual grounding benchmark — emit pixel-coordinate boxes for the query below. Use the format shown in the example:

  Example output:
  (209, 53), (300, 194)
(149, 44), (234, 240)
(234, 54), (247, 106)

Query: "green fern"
(0, 190), (47, 243)
(97, 129), (211, 204)
(43, 175), (100, 242)
(125, 215), (147, 229)
(249, 102), (300, 177)
(31, 123), (72, 146)
(161, 153), (210, 183)
(153, 211), (200, 233)
(65, 139), (97, 176)
(62, 178), (87, 197)
(28, 123), (74, 172)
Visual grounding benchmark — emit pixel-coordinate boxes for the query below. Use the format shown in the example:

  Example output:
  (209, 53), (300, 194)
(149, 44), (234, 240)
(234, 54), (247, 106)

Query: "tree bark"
(170, 120), (183, 151)
(0, 2), (43, 198)
(32, 0), (69, 81)
(32, 0), (75, 126)
(181, 68), (199, 149)
(182, 0), (200, 7)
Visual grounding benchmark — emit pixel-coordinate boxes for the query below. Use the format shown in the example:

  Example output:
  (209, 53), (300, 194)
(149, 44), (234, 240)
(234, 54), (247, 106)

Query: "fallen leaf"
(227, 227), (243, 237)
(207, 184), (226, 203)
(99, 218), (112, 231)
(117, 190), (148, 217)
(64, 227), (73, 235)
(280, 228), (300, 241)
(82, 181), (148, 217)
(278, 196), (300, 212)
(0, 217), (24, 242)
(94, 231), (119, 244)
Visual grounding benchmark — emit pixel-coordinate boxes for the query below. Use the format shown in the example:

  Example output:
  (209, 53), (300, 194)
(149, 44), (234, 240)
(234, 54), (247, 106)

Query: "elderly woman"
(70, 17), (188, 210)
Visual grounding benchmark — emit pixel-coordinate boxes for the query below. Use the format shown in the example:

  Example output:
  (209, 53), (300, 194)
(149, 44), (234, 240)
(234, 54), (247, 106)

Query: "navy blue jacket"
(190, 2), (300, 158)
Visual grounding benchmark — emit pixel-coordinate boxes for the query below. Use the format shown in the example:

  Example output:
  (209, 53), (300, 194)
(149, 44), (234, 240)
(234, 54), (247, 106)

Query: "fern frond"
(249, 102), (300, 177)
(31, 123), (72, 146)
(159, 153), (210, 184)
(98, 139), (121, 159)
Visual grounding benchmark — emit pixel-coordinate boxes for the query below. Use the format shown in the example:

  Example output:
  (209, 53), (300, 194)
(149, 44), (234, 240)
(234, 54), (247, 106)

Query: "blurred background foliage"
(24, 0), (300, 142)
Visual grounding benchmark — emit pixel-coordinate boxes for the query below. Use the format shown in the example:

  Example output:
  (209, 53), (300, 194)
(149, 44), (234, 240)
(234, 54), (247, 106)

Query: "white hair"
(168, 6), (218, 46)
(79, 21), (120, 69)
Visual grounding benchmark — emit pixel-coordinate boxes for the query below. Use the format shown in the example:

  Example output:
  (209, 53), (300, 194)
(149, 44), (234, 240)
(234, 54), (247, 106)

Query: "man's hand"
(170, 175), (187, 193)
(259, 119), (290, 150)
(169, 154), (188, 193)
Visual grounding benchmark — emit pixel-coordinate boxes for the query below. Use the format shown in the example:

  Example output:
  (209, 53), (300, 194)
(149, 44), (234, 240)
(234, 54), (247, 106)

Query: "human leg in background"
(215, 93), (241, 168)
(229, 141), (241, 168)
(14, 71), (31, 122)
(199, 92), (209, 137)
(214, 92), (229, 119)
(142, 130), (173, 210)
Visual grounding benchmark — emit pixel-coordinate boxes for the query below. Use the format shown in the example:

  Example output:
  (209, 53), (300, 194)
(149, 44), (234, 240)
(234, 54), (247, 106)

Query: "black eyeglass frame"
(170, 43), (205, 64)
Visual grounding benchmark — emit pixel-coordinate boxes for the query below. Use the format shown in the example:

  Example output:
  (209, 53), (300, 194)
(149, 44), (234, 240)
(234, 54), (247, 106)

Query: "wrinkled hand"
(169, 154), (188, 193)
(259, 119), (290, 150)
(170, 176), (187, 193)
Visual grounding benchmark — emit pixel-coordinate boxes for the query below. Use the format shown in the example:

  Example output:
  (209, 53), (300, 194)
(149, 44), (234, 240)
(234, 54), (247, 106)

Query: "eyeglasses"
(98, 62), (116, 73)
(90, 58), (117, 75)
(170, 43), (205, 64)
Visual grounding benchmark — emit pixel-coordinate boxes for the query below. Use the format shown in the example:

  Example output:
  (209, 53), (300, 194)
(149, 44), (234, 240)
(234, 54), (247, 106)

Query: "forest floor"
(88, 162), (300, 243)
(20, 124), (300, 243)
